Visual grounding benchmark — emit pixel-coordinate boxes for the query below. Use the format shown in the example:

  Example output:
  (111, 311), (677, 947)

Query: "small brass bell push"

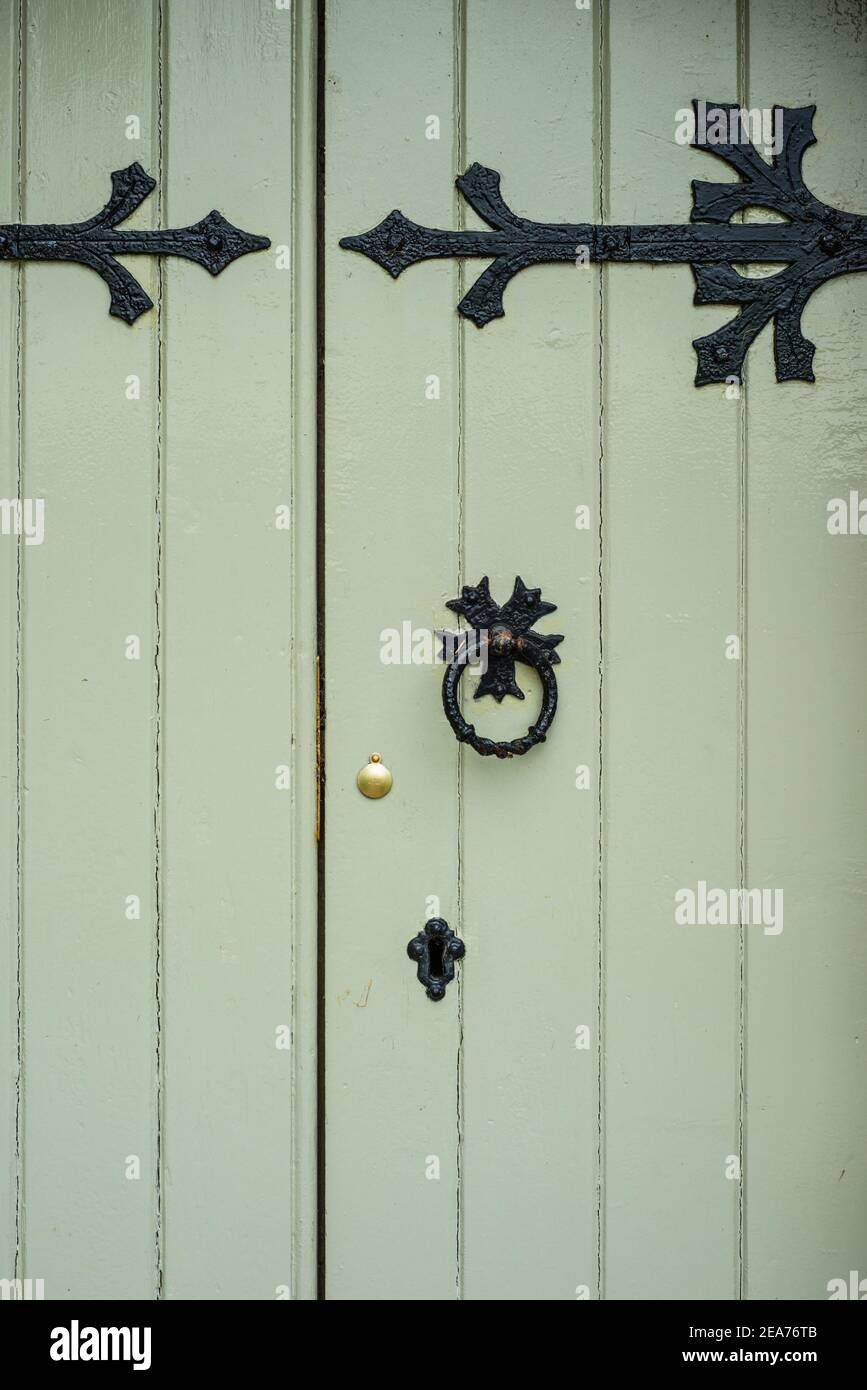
(356, 752), (393, 799)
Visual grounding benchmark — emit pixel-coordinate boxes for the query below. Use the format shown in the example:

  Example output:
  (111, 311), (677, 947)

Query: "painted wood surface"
(323, 0), (462, 1301)
(324, 0), (867, 1300)
(744, 0), (867, 1301)
(0, 0), (317, 1300)
(1, 0), (864, 1303)
(459, 0), (599, 1302)
(0, 0), (21, 1292)
(18, 0), (159, 1301)
(602, 0), (742, 1300)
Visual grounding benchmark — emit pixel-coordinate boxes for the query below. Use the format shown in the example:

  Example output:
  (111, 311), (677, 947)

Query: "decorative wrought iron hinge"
(340, 102), (867, 385)
(0, 162), (270, 323)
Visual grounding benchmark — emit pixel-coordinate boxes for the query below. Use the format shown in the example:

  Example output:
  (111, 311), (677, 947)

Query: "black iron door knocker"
(439, 576), (563, 759)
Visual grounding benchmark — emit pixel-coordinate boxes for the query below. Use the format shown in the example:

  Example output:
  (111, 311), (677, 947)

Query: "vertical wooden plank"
(459, 0), (599, 1300)
(0, 0), (20, 1288)
(20, 0), (158, 1297)
(603, 0), (742, 1298)
(289, 0), (320, 1303)
(745, 0), (867, 1300)
(160, 0), (315, 1299)
(324, 0), (461, 1300)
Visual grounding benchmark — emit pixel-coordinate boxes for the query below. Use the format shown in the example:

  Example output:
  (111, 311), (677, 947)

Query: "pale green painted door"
(1, 0), (318, 1300)
(323, 0), (867, 1300)
(2, 0), (866, 1305)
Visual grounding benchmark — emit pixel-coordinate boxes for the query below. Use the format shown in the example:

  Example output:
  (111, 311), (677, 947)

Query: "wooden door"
(323, 0), (867, 1301)
(1, 0), (318, 1300)
(2, 0), (865, 1305)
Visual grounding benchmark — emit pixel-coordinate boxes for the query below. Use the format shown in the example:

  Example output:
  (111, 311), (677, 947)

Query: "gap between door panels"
(315, 0), (327, 1305)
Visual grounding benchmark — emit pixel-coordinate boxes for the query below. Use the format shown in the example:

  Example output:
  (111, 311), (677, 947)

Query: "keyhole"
(427, 935), (446, 979)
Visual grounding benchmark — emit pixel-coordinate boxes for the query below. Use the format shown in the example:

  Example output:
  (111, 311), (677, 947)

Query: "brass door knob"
(356, 752), (393, 799)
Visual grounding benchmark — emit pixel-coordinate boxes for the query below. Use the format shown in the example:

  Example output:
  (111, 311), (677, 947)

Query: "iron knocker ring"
(439, 575), (564, 759)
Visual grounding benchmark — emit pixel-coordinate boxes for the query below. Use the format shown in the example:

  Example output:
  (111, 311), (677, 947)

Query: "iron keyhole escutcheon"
(407, 919), (465, 1001)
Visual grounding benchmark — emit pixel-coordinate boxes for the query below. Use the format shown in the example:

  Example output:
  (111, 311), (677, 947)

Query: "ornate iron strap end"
(340, 102), (867, 385)
(0, 163), (271, 323)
